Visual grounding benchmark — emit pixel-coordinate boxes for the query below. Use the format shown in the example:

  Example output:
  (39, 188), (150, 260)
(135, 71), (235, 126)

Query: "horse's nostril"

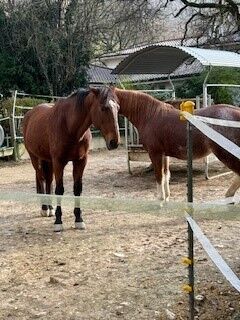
(109, 140), (118, 150)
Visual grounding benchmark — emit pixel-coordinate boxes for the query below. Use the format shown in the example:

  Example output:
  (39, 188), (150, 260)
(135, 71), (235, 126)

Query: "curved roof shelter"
(113, 45), (240, 75)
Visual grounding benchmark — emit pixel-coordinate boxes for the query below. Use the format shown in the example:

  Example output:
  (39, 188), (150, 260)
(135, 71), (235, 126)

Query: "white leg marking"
(157, 180), (166, 207)
(164, 171), (171, 202)
(75, 222), (86, 230)
(225, 174), (240, 198)
(48, 208), (54, 217)
(40, 209), (48, 217)
(54, 224), (63, 232)
(41, 208), (54, 217)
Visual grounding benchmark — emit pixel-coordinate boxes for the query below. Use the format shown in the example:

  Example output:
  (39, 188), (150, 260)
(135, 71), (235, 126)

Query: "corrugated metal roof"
(87, 64), (118, 84)
(113, 45), (240, 75)
(98, 37), (206, 59)
(87, 64), (167, 84)
(88, 60), (204, 85)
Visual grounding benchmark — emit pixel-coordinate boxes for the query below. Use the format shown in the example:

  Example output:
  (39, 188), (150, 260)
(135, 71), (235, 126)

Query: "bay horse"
(113, 87), (240, 202)
(23, 86), (120, 231)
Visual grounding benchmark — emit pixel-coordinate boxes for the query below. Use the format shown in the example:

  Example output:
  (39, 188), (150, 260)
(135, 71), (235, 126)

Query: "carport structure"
(113, 45), (240, 178)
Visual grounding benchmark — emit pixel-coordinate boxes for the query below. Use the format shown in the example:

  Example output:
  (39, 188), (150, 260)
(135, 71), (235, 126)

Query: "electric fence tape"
(186, 213), (240, 293)
(194, 115), (240, 128)
(182, 111), (240, 160)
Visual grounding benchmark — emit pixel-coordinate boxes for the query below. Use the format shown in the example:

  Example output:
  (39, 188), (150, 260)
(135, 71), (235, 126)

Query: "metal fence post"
(180, 101), (195, 320)
(187, 120), (194, 320)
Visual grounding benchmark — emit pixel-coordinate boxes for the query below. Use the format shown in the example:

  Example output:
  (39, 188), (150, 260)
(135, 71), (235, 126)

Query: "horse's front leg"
(73, 157), (87, 230)
(149, 152), (171, 205)
(53, 159), (66, 232)
(163, 155), (171, 202)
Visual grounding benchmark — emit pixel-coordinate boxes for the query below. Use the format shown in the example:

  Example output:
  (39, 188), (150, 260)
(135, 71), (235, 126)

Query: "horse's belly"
(164, 139), (211, 160)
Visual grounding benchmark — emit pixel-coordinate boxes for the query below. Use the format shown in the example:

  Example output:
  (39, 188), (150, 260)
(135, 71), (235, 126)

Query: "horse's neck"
(55, 98), (91, 140)
(116, 89), (156, 129)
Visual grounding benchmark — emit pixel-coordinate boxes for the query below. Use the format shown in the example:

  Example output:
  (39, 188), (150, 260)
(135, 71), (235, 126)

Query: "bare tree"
(92, 0), (167, 55)
(0, 0), (168, 94)
(166, 0), (240, 42)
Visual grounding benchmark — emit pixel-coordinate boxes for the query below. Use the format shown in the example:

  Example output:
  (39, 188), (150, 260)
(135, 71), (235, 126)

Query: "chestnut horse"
(23, 87), (120, 231)
(113, 88), (240, 202)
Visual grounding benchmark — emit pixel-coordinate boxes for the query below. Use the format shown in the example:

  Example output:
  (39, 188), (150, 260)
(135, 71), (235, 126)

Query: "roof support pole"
(203, 66), (212, 108)
(168, 74), (175, 99)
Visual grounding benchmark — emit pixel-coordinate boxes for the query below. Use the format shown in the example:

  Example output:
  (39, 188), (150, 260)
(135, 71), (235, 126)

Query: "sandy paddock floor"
(0, 147), (239, 320)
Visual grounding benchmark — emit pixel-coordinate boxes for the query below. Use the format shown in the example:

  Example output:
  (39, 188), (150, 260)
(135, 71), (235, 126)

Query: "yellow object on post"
(182, 284), (193, 293)
(181, 257), (193, 266)
(180, 101), (195, 121)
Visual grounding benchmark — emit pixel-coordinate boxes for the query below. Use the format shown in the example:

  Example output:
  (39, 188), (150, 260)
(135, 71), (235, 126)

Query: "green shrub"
(0, 97), (51, 117)
(176, 67), (240, 105)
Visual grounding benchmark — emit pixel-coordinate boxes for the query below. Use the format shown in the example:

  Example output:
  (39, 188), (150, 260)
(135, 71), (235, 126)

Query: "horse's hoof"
(54, 224), (63, 232)
(159, 200), (167, 207)
(41, 209), (48, 217)
(75, 222), (86, 230)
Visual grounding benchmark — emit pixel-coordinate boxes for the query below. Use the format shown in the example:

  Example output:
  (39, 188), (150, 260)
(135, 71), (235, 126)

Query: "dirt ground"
(0, 147), (239, 320)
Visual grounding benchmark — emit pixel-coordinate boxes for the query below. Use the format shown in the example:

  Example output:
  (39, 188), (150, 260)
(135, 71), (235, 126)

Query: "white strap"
(182, 111), (240, 160)
(186, 214), (240, 292)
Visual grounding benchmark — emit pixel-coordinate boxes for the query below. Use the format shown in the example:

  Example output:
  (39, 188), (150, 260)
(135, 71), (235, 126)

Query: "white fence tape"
(194, 115), (240, 128)
(1, 191), (240, 214)
(182, 111), (240, 160)
(186, 213), (240, 292)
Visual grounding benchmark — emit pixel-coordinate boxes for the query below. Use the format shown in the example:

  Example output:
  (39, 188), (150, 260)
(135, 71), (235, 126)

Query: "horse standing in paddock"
(23, 87), (120, 231)
(114, 88), (240, 202)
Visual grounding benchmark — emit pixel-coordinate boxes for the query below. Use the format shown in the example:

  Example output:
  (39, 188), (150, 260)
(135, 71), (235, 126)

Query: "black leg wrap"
(56, 184), (64, 195)
(54, 206), (62, 225)
(42, 204), (48, 211)
(74, 208), (83, 222)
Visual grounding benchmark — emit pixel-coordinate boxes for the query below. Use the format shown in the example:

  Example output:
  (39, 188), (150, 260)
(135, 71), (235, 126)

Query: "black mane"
(69, 88), (90, 108)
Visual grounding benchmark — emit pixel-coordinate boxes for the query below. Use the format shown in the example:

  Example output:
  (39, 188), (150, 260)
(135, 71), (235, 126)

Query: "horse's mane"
(68, 88), (90, 108)
(127, 90), (174, 112)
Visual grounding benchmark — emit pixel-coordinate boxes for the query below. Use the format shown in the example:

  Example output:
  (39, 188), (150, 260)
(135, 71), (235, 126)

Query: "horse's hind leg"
(29, 153), (47, 216)
(36, 170), (48, 217)
(225, 174), (240, 200)
(42, 161), (54, 217)
(163, 156), (171, 201)
(73, 157), (87, 230)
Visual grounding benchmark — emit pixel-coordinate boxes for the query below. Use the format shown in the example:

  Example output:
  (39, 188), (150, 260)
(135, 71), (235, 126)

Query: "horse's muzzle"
(107, 139), (119, 150)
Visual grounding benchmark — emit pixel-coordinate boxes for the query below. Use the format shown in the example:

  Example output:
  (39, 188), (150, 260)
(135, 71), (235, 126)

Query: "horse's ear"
(109, 83), (115, 90)
(89, 87), (100, 97)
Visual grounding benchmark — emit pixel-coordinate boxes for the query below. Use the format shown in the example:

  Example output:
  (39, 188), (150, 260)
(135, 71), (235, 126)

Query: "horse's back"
(197, 104), (240, 174)
(23, 103), (53, 129)
(197, 104), (240, 120)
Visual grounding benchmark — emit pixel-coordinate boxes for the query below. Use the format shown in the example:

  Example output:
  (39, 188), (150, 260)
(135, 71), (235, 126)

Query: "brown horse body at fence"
(114, 88), (240, 202)
(23, 87), (120, 231)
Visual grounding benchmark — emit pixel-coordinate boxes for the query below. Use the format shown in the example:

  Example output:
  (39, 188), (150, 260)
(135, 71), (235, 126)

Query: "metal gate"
(11, 91), (60, 160)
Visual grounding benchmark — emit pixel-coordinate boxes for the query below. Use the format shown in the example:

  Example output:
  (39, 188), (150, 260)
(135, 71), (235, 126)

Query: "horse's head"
(89, 86), (120, 150)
